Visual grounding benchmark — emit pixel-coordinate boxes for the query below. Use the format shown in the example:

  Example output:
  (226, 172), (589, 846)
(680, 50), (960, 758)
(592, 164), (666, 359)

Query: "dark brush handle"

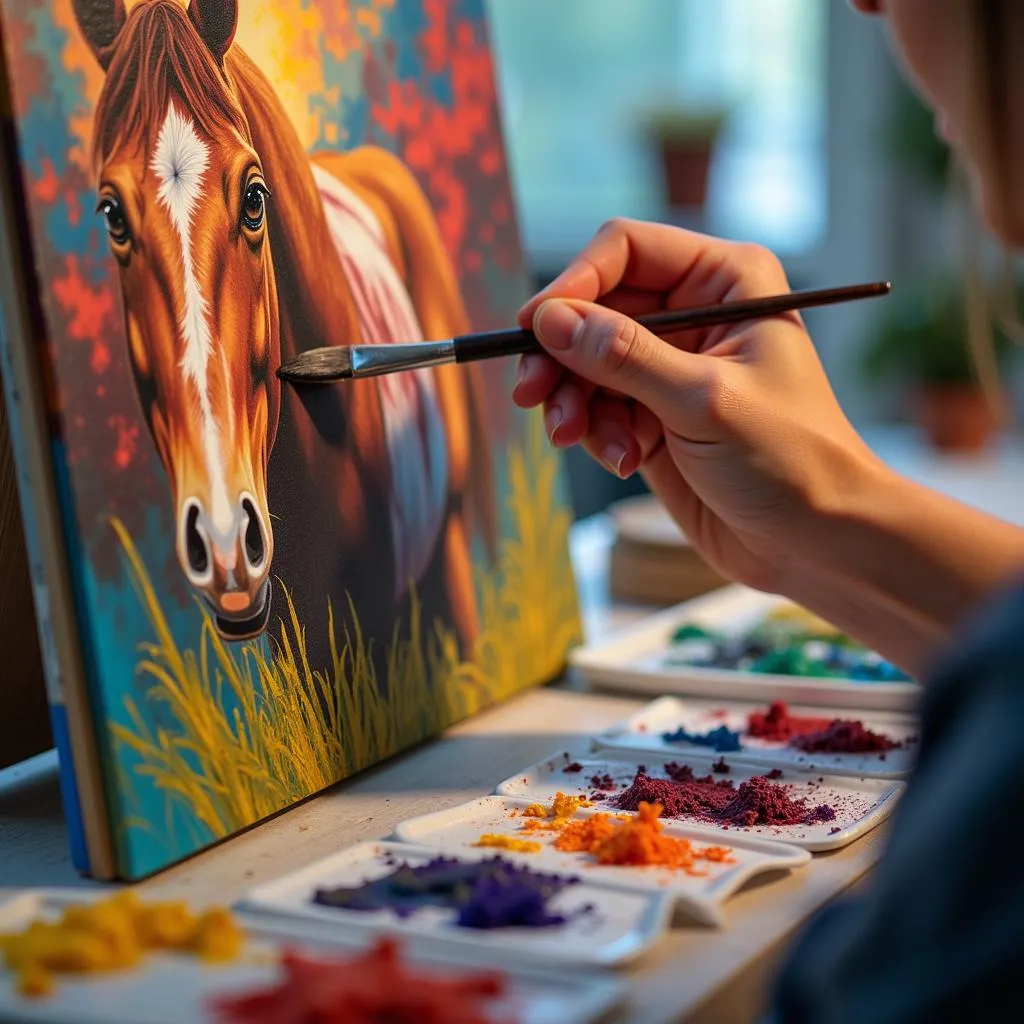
(452, 281), (891, 364)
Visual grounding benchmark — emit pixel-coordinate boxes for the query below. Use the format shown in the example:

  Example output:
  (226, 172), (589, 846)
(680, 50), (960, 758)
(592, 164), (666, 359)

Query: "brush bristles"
(276, 348), (355, 382)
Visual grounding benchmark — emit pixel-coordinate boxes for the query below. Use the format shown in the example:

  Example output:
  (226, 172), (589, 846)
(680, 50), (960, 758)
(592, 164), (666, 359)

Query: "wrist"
(783, 442), (1024, 646)
(788, 435), (896, 574)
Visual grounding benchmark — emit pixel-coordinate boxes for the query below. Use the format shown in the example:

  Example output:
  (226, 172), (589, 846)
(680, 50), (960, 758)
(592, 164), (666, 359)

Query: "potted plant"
(861, 276), (1017, 452)
(643, 104), (729, 210)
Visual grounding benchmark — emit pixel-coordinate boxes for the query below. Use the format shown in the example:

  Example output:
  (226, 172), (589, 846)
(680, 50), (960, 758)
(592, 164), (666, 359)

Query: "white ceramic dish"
(495, 750), (905, 853)
(391, 795), (810, 927)
(0, 888), (625, 1024)
(235, 839), (668, 968)
(570, 585), (924, 713)
(594, 696), (919, 781)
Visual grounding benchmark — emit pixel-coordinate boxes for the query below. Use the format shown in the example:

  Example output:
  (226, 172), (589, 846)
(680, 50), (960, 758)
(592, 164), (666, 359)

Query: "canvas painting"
(0, 0), (580, 878)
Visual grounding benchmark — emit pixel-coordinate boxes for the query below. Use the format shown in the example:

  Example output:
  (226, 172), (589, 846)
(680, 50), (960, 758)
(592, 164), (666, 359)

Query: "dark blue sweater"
(768, 577), (1024, 1021)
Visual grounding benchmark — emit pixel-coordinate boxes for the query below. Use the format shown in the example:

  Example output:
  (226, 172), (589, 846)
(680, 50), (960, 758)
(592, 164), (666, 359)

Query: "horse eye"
(99, 197), (130, 244)
(242, 183), (267, 232)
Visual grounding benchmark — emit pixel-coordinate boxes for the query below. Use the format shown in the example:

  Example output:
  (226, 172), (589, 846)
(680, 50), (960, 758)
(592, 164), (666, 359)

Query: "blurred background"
(486, 0), (1024, 522)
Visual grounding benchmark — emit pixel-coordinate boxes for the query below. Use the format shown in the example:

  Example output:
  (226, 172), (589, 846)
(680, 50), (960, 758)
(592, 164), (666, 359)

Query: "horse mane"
(91, 0), (248, 171)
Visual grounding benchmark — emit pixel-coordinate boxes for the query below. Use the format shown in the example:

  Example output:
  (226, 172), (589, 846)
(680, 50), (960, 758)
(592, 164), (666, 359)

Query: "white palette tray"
(570, 585), (923, 713)
(236, 839), (667, 968)
(391, 795), (810, 927)
(0, 889), (624, 1024)
(595, 696), (919, 781)
(495, 750), (905, 853)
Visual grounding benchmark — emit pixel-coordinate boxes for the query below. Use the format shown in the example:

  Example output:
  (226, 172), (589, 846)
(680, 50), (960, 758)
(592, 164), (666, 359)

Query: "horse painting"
(70, 0), (498, 671)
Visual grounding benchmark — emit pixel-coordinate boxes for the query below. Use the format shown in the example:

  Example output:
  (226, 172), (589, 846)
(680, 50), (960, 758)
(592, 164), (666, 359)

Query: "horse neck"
(224, 47), (361, 364)
(222, 47), (390, 488)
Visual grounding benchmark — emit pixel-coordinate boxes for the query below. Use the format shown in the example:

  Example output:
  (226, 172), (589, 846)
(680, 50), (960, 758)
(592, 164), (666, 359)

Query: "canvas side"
(0, 36), (115, 877)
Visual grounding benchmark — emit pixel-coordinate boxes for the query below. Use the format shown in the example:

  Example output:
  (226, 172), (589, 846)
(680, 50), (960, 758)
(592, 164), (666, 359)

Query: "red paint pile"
(747, 701), (831, 741)
(615, 766), (836, 828)
(208, 937), (511, 1024)
(747, 701), (901, 753)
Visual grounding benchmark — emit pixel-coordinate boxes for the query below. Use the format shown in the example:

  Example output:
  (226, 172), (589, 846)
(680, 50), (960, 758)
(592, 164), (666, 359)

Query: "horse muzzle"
(205, 577), (273, 641)
(178, 492), (275, 641)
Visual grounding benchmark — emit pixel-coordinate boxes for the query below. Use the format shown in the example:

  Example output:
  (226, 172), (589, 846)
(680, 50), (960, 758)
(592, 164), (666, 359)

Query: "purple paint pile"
(313, 854), (584, 930)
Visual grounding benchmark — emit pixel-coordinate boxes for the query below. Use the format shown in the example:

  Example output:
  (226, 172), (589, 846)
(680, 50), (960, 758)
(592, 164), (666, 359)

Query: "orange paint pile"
(554, 801), (734, 874)
(520, 797), (588, 834)
(209, 936), (511, 1024)
(0, 890), (243, 999)
(520, 791), (591, 830)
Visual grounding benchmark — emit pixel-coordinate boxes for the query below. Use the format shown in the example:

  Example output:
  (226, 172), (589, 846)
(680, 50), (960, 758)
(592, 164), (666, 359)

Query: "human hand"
(511, 218), (883, 592)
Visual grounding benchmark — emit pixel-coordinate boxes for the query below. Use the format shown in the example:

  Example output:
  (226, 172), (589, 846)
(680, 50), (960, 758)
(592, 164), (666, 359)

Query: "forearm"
(779, 457), (1024, 677)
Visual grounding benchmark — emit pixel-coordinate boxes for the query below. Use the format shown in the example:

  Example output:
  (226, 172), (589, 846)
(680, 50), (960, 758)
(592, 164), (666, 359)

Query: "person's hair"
(960, 0), (1023, 423)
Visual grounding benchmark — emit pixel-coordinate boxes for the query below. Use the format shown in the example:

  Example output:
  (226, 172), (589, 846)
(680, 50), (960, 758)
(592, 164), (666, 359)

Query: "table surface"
(8, 418), (1023, 1021)
(0, 513), (893, 1024)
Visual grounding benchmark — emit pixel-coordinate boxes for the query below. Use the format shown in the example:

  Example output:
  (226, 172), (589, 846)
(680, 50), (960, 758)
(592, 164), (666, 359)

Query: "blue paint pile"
(661, 723), (744, 752)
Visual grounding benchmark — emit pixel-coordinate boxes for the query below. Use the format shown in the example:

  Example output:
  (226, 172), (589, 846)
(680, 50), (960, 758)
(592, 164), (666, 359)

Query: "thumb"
(532, 298), (713, 436)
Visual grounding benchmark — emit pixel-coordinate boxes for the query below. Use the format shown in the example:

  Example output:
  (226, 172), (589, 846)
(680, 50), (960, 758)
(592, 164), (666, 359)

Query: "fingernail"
(546, 405), (563, 444)
(512, 358), (529, 396)
(535, 300), (583, 351)
(602, 442), (629, 478)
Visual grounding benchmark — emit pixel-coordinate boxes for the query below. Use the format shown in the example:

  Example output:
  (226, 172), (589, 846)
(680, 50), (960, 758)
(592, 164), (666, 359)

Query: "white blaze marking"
(151, 104), (234, 549)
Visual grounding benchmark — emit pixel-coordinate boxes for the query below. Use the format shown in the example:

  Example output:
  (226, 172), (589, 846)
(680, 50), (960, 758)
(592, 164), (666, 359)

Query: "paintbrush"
(276, 280), (891, 384)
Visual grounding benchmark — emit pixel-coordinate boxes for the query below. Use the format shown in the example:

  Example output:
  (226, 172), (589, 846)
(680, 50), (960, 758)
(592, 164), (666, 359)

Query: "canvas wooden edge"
(0, 97), (116, 877)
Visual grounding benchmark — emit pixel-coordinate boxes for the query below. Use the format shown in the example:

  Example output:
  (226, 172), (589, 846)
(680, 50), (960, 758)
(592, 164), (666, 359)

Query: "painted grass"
(108, 414), (581, 849)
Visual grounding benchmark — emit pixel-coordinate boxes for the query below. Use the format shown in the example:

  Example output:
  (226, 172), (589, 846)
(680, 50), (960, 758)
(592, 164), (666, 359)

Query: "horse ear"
(70, 0), (126, 72)
(188, 0), (238, 64)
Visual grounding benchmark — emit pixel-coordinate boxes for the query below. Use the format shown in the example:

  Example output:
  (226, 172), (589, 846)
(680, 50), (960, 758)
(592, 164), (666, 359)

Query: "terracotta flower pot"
(657, 140), (714, 209)
(916, 384), (999, 452)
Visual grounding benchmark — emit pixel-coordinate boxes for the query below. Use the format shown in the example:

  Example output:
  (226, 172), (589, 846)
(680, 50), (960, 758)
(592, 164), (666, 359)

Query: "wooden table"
(0, 515), (886, 1024)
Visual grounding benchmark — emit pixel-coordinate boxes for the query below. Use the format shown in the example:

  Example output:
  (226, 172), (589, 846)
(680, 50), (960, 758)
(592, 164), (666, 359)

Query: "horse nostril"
(241, 497), (265, 569)
(184, 503), (210, 576)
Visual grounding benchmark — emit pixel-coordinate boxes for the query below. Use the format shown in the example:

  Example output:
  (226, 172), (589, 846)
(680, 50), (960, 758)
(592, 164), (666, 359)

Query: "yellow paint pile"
(0, 890), (243, 998)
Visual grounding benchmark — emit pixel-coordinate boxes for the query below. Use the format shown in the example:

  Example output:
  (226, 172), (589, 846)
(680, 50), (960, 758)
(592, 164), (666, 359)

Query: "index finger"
(517, 217), (742, 327)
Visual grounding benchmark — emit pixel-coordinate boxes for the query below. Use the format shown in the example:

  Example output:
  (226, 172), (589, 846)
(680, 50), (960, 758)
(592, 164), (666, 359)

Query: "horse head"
(73, 0), (282, 640)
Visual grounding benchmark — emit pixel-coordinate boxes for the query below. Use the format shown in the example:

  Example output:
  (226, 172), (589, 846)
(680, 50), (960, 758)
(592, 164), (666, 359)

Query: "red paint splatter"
(479, 147), (500, 175)
(108, 415), (139, 471)
(65, 189), (81, 227)
(369, 3), (524, 306)
(51, 254), (117, 355)
(33, 159), (60, 203)
(91, 341), (111, 375)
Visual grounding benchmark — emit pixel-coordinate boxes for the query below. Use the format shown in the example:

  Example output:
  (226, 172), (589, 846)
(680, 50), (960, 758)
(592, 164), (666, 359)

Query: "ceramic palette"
(495, 750), (905, 853)
(595, 695), (919, 780)
(390, 795), (811, 928)
(0, 889), (625, 1024)
(236, 839), (668, 968)
(570, 585), (923, 713)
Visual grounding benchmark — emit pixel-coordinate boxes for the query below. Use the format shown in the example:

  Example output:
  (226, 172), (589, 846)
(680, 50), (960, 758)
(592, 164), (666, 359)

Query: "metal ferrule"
(351, 339), (456, 378)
